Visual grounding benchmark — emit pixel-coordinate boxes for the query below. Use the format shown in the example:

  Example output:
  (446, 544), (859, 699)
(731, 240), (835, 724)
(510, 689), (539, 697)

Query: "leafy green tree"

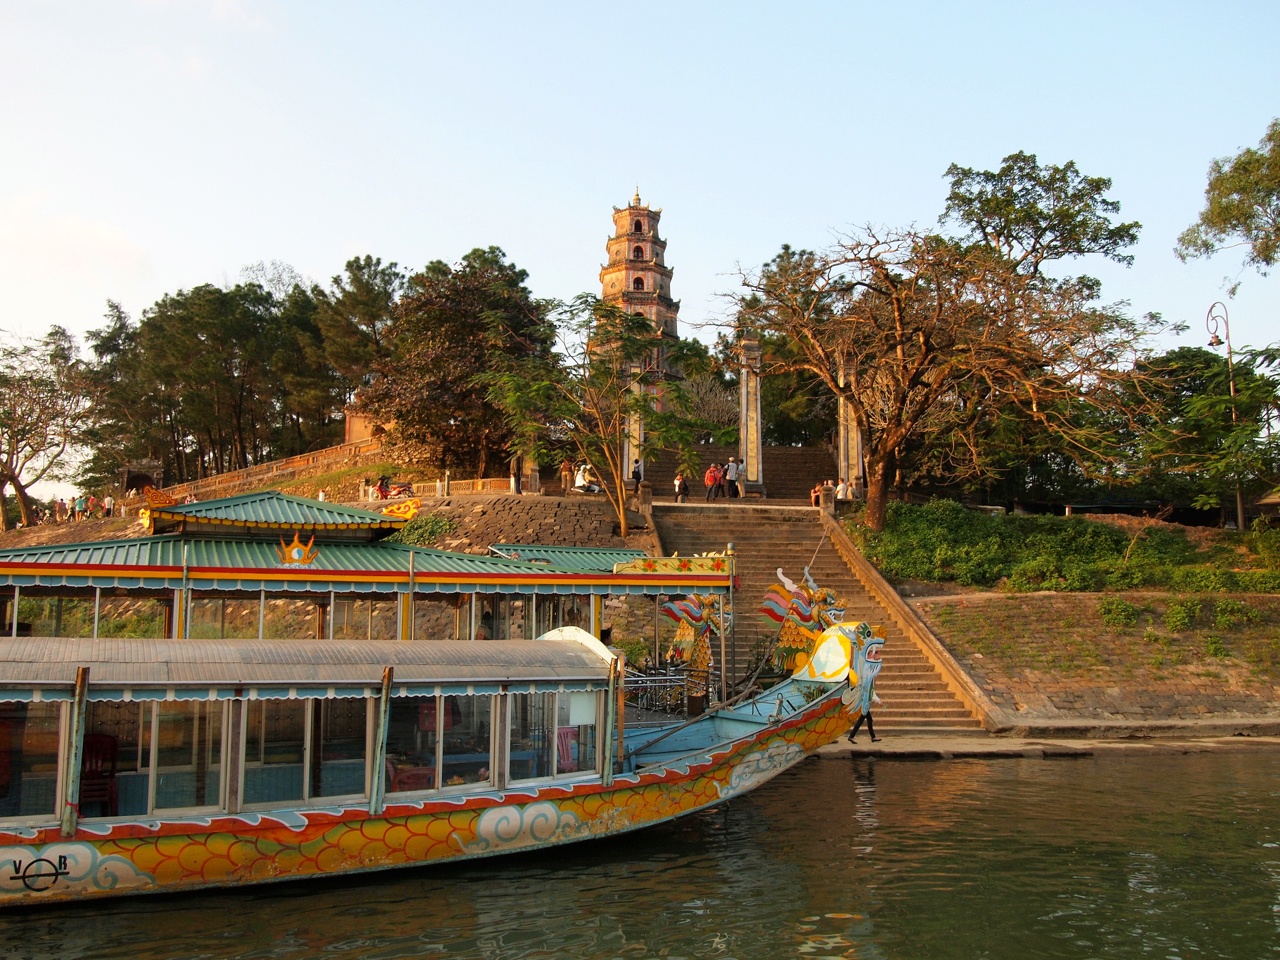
(79, 301), (157, 493)
(313, 256), (405, 399)
(271, 285), (347, 456)
(943, 151), (1141, 275)
(0, 328), (89, 528)
(1173, 347), (1280, 521)
(484, 296), (707, 537)
(83, 282), (347, 490)
(359, 247), (551, 478)
(1177, 118), (1280, 277)
(739, 154), (1152, 531)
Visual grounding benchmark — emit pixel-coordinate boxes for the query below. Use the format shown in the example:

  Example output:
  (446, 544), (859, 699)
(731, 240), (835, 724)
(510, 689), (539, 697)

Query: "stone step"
(871, 721), (988, 733)
(652, 503), (984, 732)
(878, 689), (960, 701)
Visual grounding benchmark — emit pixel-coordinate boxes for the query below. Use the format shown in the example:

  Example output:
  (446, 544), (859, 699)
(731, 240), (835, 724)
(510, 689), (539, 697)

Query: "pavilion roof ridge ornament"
(145, 489), (407, 538)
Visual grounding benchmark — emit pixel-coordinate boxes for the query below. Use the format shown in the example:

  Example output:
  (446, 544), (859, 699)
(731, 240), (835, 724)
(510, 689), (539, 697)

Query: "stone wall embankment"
(910, 591), (1280, 730)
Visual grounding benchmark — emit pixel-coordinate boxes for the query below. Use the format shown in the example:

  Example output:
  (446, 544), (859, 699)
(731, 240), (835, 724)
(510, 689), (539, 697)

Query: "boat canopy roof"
(0, 635), (613, 703)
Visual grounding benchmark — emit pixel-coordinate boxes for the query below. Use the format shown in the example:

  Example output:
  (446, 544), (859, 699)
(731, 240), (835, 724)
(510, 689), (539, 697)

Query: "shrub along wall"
(852, 500), (1279, 593)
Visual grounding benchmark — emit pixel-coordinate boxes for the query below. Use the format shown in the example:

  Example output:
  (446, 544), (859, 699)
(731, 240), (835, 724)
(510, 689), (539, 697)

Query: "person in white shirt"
(835, 478), (849, 500)
(725, 457), (740, 498)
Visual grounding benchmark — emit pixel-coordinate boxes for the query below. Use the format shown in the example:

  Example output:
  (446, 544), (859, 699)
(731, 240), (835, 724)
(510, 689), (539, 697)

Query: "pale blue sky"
(2, 0), (1277, 369)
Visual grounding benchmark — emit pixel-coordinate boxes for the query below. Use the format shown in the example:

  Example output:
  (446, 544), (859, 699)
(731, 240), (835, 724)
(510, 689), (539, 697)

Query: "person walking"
(847, 687), (882, 743)
(102, 493), (115, 518)
(631, 459), (643, 489)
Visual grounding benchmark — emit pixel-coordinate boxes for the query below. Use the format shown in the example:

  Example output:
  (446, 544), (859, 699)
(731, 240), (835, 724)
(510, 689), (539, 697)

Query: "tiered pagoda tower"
(598, 189), (681, 370)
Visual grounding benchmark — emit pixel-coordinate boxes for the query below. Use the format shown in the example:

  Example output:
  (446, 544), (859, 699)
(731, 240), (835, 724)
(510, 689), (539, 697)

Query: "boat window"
(385, 696), (440, 794)
(83, 701), (145, 817)
(311, 697), (368, 798)
(556, 693), (599, 778)
(507, 693), (555, 783)
(81, 700), (224, 818)
(243, 699), (306, 805)
(439, 695), (492, 788)
(0, 701), (62, 821)
(150, 701), (224, 812)
(242, 696), (369, 806)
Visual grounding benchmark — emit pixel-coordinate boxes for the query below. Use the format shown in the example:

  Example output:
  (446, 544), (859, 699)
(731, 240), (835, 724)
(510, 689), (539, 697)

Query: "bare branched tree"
(0, 329), (90, 528)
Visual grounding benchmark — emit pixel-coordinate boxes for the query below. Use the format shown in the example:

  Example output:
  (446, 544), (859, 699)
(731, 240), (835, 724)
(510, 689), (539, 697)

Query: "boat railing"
(623, 665), (717, 718)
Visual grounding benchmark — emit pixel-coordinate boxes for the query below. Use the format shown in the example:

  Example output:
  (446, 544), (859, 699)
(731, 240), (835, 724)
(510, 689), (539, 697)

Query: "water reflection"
(3, 753), (1279, 959)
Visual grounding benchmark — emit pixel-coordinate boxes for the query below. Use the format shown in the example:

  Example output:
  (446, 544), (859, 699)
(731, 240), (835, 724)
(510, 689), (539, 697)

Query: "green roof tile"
(150, 490), (404, 532)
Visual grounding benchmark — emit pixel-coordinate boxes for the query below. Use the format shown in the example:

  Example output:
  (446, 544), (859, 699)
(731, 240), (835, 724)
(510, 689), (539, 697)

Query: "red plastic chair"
(556, 727), (577, 773)
(80, 734), (119, 817)
(391, 765), (436, 792)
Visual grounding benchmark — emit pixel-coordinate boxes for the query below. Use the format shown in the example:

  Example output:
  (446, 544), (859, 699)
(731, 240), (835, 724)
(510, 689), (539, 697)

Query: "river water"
(5, 751), (1279, 959)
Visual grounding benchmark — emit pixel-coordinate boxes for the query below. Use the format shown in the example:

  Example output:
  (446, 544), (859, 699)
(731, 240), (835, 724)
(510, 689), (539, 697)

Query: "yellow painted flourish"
(275, 531), (319, 565)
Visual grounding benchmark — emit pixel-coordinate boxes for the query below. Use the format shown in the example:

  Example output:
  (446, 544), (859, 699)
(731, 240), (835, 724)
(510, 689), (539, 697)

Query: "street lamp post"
(1205, 301), (1246, 532)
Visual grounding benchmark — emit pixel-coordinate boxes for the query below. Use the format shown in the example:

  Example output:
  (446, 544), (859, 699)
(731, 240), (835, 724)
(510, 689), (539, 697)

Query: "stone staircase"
(652, 502), (984, 734)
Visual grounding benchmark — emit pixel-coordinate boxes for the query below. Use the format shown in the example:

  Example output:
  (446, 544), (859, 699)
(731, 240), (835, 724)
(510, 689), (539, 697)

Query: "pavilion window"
(0, 701), (62, 822)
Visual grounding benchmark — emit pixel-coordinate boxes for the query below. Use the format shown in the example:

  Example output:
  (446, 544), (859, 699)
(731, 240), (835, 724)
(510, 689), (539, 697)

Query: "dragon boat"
(0, 621), (883, 906)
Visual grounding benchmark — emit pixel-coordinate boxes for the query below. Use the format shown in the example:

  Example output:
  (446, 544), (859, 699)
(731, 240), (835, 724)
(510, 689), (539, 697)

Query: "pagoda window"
(632, 245), (644, 259)
(633, 220), (642, 233)
(633, 278), (644, 291)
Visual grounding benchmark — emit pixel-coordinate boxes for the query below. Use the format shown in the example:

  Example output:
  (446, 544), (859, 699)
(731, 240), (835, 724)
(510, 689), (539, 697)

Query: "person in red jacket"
(703, 463), (721, 501)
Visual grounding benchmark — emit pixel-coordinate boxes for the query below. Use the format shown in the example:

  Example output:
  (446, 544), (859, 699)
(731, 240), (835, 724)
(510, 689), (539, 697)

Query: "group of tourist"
(48, 492), (118, 523)
(809, 478), (855, 506)
(667, 458), (746, 503)
(699, 458), (743, 501)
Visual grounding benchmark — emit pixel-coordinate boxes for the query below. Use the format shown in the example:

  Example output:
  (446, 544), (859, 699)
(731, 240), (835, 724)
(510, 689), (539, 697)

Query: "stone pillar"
(624, 364), (644, 476)
(738, 329), (765, 497)
(836, 361), (865, 500)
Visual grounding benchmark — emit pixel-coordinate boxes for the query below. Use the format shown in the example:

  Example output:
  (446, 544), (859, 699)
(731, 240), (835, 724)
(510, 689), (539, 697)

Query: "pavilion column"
(624, 364), (644, 485)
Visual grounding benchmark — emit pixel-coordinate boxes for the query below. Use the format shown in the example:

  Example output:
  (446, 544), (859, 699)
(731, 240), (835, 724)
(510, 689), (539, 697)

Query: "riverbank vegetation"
(851, 499), (1280, 593)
